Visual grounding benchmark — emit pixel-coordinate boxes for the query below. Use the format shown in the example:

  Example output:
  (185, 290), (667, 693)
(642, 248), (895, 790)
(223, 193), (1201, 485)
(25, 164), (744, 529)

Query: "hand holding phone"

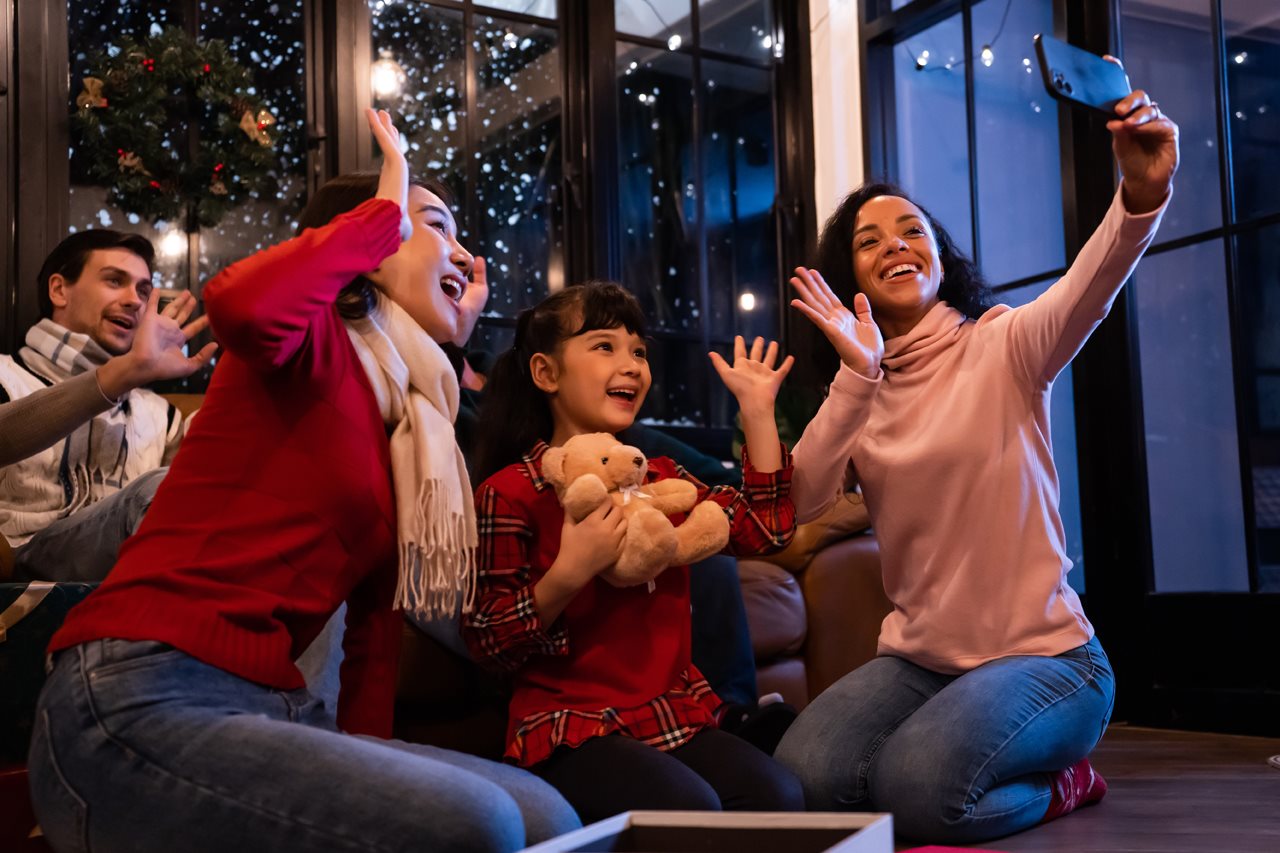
(1034, 33), (1132, 118)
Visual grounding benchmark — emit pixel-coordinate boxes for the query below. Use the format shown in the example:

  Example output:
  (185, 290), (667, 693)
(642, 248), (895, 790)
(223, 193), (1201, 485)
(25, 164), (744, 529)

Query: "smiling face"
(48, 248), (154, 356)
(369, 184), (474, 343)
(531, 324), (652, 443)
(851, 195), (944, 337)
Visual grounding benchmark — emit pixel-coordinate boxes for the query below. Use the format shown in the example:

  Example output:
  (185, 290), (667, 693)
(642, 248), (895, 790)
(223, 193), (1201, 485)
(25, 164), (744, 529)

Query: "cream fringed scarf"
(345, 292), (476, 620)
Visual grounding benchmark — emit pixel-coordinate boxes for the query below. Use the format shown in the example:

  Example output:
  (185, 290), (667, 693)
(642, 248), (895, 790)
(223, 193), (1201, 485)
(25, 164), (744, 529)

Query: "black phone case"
(1034, 33), (1131, 118)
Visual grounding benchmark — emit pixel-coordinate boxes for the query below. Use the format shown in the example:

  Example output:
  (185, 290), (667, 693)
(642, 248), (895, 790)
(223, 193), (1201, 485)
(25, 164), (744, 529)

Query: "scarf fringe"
(392, 482), (478, 621)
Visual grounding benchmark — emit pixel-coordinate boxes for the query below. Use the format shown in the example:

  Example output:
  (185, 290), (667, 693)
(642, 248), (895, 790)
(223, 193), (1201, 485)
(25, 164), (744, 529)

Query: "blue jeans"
(13, 468), (166, 583)
(29, 639), (580, 853)
(774, 636), (1115, 844)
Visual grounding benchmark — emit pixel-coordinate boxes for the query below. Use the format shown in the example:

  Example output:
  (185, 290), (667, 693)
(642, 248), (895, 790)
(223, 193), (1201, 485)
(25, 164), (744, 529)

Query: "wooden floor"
(893, 724), (1280, 852)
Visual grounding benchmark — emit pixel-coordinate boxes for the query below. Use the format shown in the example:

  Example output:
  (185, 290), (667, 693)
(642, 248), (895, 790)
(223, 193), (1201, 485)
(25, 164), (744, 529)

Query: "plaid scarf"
(20, 320), (132, 511)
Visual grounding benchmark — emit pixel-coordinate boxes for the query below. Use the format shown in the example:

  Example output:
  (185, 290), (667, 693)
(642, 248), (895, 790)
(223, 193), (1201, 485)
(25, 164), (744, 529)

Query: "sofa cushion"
(760, 493), (871, 575)
(737, 559), (806, 660)
(800, 533), (891, 700)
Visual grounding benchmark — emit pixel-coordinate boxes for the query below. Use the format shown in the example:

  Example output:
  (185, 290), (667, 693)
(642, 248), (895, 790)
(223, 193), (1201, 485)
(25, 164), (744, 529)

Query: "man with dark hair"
(0, 229), (216, 581)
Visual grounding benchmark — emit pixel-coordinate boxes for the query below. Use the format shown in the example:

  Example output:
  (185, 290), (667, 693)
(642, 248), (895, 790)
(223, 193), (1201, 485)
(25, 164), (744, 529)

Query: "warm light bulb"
(667, 34), (682, 50)
(915, 49), (929, 70)
(739, 292), (756, 312)
(980, 45), (994, 66)
(371, 51), (405, 100)
(1234, 52), (1247, 64)
(159, 229), (186, 259)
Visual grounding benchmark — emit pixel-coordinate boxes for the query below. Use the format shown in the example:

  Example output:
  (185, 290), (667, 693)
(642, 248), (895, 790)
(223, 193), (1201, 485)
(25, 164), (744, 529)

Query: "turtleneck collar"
(880, 300), (968, 374)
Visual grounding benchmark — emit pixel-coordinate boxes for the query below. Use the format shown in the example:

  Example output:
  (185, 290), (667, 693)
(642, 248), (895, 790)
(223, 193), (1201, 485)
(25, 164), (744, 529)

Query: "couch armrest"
(800, 532), (892, 701)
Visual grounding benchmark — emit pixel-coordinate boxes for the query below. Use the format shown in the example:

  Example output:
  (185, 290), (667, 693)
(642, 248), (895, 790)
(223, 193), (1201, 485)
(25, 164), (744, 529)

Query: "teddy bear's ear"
(542, 447), (567, 486)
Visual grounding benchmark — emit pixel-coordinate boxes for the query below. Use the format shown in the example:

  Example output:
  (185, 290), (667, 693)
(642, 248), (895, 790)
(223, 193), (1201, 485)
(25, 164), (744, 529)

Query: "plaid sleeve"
(672, 443), (796, 557)
(462, 482), (569, 674)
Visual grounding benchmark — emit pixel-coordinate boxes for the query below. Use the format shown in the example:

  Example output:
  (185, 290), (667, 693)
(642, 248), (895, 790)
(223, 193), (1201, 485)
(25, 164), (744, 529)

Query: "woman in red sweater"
(26, 110), (578, 853)
(463, 282), (805, 823)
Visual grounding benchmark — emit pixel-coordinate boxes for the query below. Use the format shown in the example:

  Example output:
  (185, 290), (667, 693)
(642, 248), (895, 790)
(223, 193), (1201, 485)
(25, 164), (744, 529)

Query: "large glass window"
(1223, 0), (1280, 222)
(891, 13), (972, 256)
(372, 0), (564, 324)
(1134, 240), (1250, 592)
(1119, 0), (1222, 242)
(972, 0), (1064, 285)
(1237, 222), (1280, 592)
(68, 1), (308, 293)
(614, 0), (780, 432)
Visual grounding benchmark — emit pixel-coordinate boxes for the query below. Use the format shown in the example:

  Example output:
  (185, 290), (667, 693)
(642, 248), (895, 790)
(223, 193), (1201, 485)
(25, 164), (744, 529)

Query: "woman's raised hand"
(366, 108), (413, 242)
(789, 267), (883, 380)
(1103, 58), (1179, 215)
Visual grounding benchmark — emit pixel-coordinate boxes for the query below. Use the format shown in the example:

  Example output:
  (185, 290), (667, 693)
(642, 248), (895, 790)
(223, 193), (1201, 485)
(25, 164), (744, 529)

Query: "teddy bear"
(540, 432), (731, 588)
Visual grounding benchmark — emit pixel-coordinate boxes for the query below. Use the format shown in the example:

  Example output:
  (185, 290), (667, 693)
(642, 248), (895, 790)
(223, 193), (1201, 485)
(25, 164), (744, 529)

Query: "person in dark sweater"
(27, 109), (577, 853)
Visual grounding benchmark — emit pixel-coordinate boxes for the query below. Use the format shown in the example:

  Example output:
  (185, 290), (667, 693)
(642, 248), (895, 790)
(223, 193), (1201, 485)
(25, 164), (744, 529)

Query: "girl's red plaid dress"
(464, 441), (795, 767)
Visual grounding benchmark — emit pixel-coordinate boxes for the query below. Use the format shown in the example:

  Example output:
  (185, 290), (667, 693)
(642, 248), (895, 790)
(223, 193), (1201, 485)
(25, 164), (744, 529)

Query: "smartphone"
(1033, 33), (1132, 119)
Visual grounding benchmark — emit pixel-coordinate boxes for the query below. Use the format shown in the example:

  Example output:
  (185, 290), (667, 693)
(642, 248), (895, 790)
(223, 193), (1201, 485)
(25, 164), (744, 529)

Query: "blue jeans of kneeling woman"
(774, 635), (1115, 843)
(29, 639), (580, 853)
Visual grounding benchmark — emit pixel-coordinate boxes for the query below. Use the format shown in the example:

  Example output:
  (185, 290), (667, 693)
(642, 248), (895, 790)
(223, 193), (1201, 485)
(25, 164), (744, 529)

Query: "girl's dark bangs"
(570, 284), (648, 339)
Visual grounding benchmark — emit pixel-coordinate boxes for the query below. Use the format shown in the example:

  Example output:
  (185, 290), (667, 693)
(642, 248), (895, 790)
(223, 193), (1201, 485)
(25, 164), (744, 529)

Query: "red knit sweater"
(50, 199), (406, 738)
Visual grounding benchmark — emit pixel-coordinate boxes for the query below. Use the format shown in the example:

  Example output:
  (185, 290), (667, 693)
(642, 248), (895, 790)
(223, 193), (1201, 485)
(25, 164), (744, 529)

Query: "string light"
(739, 292), (756, 312)
(667, 34), (682, 50)
(980, 44), (994, 66)
(915, 49), (930, 70)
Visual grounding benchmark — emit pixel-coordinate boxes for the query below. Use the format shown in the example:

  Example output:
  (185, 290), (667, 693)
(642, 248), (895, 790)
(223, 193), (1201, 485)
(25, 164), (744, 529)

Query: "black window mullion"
(689, 0), (713, 430)
(1209, 0), (1259, 591)
(961, 0), (980, 270)
(462, 3), (478, 249)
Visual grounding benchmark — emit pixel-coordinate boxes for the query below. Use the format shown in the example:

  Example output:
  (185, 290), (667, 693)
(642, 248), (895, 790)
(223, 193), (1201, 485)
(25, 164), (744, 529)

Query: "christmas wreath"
(72, 26), (279, 228)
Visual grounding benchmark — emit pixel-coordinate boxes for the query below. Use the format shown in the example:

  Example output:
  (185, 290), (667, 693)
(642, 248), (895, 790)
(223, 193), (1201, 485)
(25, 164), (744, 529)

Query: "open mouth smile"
(882, 263), (921, 281)
(441, 275), (467, 302)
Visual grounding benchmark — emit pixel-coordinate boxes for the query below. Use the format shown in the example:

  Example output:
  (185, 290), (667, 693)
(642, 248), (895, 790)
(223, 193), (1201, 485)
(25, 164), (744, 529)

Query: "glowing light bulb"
(981, 45), (994, 67)
(739, 292), (756, 312)
(371, 51), (405, 100)
(159, 229), (186, 259)
(667, 34), (682, 50)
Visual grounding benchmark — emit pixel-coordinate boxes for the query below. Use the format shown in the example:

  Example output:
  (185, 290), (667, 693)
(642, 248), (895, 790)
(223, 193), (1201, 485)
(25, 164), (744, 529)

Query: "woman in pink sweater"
(774, 81), (1178, 843)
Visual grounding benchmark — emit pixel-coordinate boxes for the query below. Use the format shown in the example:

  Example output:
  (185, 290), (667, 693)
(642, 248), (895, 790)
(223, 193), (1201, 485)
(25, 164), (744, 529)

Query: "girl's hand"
(1102, 58), (1179, 215)
(554, 502), (627, 588)
(366, 108), (413, 242)
(709, 335), (794, 415)
(789, 266), (884, 379)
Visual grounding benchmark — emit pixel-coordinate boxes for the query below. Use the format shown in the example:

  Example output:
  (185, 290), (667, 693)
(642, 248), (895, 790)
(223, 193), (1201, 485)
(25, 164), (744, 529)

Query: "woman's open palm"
(789, 267), (883, 379)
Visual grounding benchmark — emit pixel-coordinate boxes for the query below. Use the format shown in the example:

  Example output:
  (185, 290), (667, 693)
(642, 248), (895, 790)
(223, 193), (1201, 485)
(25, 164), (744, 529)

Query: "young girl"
(27, 110), (577, 853)
(464, 282), (805, 822)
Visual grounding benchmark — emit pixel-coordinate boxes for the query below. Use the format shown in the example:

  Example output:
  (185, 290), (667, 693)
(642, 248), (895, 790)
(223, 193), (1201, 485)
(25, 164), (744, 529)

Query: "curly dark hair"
(800, 182), (994, 380)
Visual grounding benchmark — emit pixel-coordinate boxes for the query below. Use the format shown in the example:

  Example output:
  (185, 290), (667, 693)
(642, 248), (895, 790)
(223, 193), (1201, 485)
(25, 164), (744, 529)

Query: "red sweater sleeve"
(203, 198), (403, 371)
(336, 566), (403, 738)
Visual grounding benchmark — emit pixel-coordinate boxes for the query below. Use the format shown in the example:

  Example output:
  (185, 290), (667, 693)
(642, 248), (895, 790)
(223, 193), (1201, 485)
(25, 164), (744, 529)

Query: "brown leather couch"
(736, 493), (891, 710)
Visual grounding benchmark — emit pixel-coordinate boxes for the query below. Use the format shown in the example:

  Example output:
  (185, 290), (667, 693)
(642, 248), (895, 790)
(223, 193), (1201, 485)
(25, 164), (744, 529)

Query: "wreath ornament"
(72, 27), (280, 229)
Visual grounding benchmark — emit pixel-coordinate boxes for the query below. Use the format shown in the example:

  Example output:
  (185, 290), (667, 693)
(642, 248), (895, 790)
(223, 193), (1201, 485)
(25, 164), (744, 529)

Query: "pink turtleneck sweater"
(792, 187), (1167, 673)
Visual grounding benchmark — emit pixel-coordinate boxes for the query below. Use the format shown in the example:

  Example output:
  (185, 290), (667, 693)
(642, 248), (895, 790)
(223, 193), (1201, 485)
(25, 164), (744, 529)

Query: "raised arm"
(1001, 80), (1178, 388)
(0, 290), (213, 467)
(788, 266), (883, 522)
(203, 109), (411, 371)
